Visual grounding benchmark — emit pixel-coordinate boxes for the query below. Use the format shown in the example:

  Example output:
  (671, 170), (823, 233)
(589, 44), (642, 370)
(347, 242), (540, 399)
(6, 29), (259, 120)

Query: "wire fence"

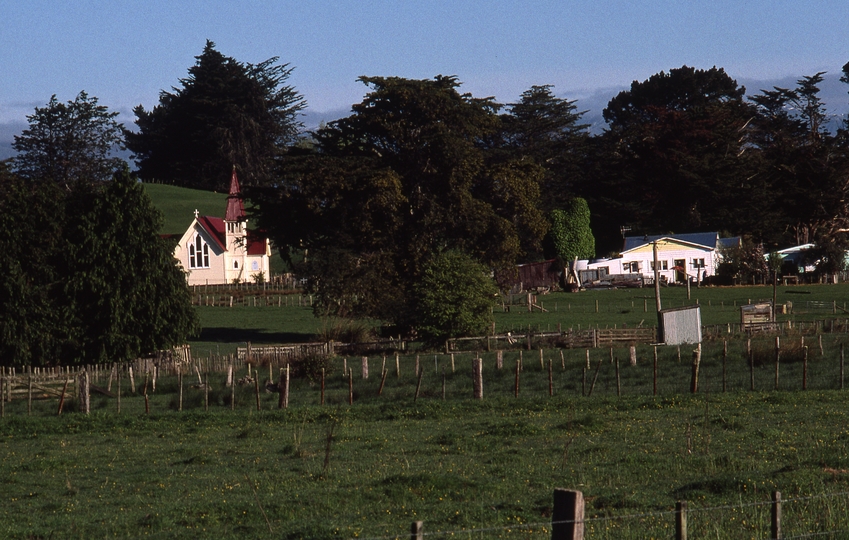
(3, 331), (849, 416)
(349, 489), (849, 539)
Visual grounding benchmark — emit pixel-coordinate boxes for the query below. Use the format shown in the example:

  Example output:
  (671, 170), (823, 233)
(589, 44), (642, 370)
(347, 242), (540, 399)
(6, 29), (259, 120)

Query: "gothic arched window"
(189, 234), (210, 268)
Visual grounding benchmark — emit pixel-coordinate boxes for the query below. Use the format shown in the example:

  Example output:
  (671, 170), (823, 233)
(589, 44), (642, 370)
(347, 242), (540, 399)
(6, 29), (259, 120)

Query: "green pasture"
(2, 379), (848, 538)
(187, 283), (849, 353)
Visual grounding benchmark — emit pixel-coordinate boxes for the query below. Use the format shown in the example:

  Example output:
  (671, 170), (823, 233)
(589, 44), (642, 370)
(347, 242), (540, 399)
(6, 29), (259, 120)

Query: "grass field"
(15, 188), (849, 539)
(186, 283), (849, 355)
(2, 384), (848, 538)
(3, 337), (849, 538)
(142, 183), (227, 236)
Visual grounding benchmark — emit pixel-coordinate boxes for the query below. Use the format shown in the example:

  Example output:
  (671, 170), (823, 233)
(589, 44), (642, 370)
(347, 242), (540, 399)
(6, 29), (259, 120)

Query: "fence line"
(446, 316), (849, 353)
(3, 331), (849, 414)
(350, 489), (849, 540)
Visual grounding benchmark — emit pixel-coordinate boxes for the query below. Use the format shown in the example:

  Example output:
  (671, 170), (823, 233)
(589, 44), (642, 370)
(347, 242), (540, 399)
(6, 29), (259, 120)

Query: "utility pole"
(652, 239), (663, 342)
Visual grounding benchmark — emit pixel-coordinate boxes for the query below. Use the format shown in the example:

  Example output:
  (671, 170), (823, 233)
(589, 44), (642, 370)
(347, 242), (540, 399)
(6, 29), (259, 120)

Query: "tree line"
(6, 41), (849, 352)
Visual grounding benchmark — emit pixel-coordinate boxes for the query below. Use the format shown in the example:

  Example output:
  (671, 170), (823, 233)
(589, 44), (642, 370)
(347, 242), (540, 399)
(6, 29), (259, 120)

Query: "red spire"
(225, 167), (245, 222)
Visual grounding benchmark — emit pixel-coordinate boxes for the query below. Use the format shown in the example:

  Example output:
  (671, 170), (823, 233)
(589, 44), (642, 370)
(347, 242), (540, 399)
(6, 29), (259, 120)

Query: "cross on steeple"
(194, 209), (199, 219)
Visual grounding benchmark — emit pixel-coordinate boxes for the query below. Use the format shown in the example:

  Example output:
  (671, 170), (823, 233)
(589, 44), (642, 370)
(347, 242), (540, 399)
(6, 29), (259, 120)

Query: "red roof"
(197, 216), (226, 251)
(196, 215), (267, 255)
(246, 232), (268, 255)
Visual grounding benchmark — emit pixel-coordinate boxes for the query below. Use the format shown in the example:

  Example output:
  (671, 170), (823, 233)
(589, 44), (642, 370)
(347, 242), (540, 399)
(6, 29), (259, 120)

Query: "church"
(173, 169), (271, 285)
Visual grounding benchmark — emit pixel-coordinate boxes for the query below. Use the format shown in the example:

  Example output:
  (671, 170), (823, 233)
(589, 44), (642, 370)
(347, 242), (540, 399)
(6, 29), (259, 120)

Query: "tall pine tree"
(127, 41), (305, 191)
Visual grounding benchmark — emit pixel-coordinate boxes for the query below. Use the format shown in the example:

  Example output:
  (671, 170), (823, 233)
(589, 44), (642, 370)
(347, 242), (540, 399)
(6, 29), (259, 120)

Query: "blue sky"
(2, 0), (849, 147)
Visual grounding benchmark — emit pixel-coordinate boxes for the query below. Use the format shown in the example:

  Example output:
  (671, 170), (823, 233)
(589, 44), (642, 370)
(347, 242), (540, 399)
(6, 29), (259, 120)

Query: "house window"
(624, 261), (640, 273)
(692, 258), (706, 269)
(651, 260), (669, 271)
(234, 261), (239, 269)
(189, 234), (210, 269)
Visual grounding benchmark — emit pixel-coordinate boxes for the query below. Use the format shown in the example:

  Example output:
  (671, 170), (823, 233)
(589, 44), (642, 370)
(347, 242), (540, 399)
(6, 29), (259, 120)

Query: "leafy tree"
(591, 66), (755, 249)
(0, 163), (66, 366)
(807, 233), (849, 280)
(251, 76), (547, 329)
(499, 85), (589, 212)
(0, 165), (197, 367)
(59, 169), (199, 364)
(750, 74), (849, 246)
(127, 41), (305, 191)
(12, 91), (125, 188)
(413, 250), (497, 345)
(546, 197), (596, 262)
(716, 236), (769, 284)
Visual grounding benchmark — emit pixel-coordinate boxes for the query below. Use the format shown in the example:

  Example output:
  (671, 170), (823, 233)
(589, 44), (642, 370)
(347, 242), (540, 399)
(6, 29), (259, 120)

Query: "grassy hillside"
(143, 182), (228, 236)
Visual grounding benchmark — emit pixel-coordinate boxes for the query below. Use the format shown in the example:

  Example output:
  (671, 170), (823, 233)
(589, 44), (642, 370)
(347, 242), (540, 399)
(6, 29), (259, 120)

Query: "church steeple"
(225, 167), (245, 222)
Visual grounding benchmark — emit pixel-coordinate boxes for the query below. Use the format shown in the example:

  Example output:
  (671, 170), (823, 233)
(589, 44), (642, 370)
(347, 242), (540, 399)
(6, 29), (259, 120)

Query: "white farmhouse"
(583, 232), (740, 284)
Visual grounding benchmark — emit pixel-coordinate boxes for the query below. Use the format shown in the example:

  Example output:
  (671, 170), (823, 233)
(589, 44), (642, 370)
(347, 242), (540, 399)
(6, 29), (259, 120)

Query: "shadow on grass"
(197, 326), (314, 344)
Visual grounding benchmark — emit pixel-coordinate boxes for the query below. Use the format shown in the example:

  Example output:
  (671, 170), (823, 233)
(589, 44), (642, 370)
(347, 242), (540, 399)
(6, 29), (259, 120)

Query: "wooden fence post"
(144, 373), (151, 414)
(675, 500), (688, 540)
(552, 488), (584, 540)
(348, 368), (353, 405)
(841, 343), (845, 390)
(116, 367), (121, 413)
(802, 346), (808, 390)
(772, 491), (782, 539)
(690, 344), (701, 394)
(410, 521), (423, 540)
(472, 358), (483, 400)
(254, 375), (260, 411)
(27, 366), (32, 415)
(548, 359), (553, 397)
(378, 368), (388, 397)
(587, 357), (603, 397)
(653, 346), (658, 396)
(774, 336), (781, 391)
(497, 350), (503, 370)
(395, 352), (400, 378)
(515, 360), (520, 398)
(414, 367), (423, 402)
(57, 378), (69, 416)
(442, 369), (446, 400)
(629, 345), (637, 366)
(278, 366), (290, 409)
(178, 368), (183, 412)
(79, 370), (90, 415)
(230, 363), (236, 411)
(362, 357), (369, 379)
(615, 355), (621, 397)
(321, 368), (325, 405)
(722, 340), (727, 392)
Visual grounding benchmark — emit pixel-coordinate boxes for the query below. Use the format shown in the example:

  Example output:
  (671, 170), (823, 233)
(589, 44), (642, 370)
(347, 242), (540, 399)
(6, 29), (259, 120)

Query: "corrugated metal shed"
(659, 305), (702, 345)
